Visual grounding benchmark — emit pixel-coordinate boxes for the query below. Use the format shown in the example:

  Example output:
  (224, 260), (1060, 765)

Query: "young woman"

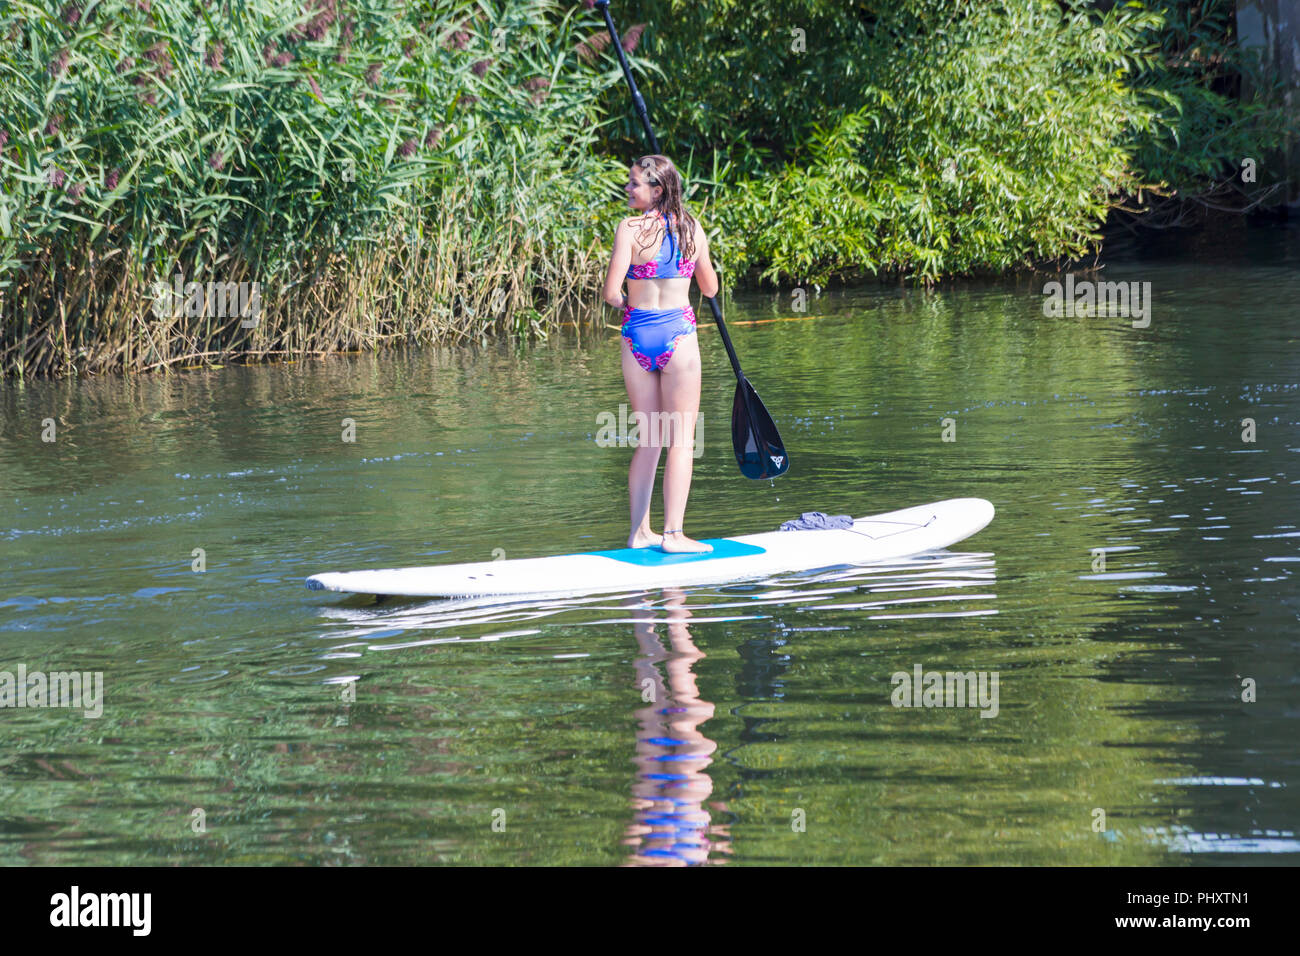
(602, 155), (719, 553)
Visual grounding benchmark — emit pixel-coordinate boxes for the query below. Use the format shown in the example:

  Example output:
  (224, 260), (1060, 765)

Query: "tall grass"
(0, 0), (624, 377)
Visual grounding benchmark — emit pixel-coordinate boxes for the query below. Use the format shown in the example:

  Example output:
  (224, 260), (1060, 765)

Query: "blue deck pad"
(581, 538), (767, 566)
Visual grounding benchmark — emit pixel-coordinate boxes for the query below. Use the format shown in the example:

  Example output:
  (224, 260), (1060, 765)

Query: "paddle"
(594, 0), (789, 481)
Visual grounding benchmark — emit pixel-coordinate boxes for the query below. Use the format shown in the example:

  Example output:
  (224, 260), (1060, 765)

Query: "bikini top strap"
(625, 210), (681, 277)
(661, 210), (677, 262)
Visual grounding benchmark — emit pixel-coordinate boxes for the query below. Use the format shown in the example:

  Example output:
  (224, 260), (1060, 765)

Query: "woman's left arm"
(602, 219), (632, 309)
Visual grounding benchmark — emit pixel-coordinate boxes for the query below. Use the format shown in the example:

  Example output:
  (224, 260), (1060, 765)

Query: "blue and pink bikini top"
(626, 211), (696, 280)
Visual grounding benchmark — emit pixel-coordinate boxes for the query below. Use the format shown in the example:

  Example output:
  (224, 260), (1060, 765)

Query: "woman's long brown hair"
(631, 154), (697, 263)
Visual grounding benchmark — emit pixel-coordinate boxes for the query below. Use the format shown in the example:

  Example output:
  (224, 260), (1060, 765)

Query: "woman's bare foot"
(628, 528), (664, 549)
(659, 531), (712, 554)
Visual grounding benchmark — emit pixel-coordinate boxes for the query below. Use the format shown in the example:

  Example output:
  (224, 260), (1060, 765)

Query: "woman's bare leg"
(623, 339), (664, 548)
(657, 331), (711, 553)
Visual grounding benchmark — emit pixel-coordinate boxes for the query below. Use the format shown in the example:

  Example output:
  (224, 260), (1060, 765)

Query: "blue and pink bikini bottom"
(621, 304), (697, 372)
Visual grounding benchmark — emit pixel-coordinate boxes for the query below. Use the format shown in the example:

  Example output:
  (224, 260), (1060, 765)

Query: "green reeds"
(0, 0), (624, 377)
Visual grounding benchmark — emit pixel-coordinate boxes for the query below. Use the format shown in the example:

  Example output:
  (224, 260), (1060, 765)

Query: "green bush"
(596, 0), (1292, 284)
(1121, 0), (1294, 192)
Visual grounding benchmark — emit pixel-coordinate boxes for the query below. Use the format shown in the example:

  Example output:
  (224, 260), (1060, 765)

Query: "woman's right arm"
(693, 220), (719, 298)
(602, 219), (632, 309)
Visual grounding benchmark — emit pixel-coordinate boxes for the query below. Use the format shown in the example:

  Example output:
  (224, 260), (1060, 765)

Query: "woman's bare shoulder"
(616, 214), (657, 236)
(621, 213), (660, 227)
(623, 213), (665, 244)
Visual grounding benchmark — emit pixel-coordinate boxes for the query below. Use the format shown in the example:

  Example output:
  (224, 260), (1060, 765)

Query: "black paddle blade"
(731, 377), (789, 479)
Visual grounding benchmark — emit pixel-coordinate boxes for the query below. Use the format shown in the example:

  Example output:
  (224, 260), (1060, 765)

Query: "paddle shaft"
(594, 0), (746, 382)
(595, 1), (658, 153)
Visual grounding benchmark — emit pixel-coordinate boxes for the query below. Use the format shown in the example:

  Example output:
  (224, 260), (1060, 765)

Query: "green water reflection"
(2, 225), (1298, 864)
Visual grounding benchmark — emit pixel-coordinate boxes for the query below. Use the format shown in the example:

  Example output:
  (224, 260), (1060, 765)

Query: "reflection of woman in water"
(623, 588), (731, 865)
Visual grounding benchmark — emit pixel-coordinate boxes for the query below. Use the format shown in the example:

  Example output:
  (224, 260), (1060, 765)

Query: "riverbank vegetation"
(1, 0), (1292, 376)
(602, 0), (1294, 284)
(1, 0), (620, 377)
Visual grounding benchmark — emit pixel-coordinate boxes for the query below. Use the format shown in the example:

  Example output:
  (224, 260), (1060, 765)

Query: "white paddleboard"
(306, 498), (994, 600)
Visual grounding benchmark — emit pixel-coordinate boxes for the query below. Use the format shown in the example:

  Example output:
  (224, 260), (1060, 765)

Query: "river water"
(2, 222), (1298, 865)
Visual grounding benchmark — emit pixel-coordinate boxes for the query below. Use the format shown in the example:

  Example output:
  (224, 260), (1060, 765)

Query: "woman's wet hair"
(631, 155), (697, 262)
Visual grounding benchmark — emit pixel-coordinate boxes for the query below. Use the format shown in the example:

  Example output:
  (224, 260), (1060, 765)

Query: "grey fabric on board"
(777, 512), (855, 531)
